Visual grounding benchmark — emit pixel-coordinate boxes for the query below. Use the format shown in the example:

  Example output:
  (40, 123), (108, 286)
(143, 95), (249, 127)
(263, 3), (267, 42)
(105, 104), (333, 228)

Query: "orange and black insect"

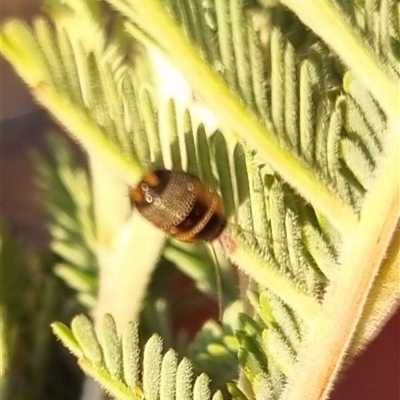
(130, 169), (227, 243)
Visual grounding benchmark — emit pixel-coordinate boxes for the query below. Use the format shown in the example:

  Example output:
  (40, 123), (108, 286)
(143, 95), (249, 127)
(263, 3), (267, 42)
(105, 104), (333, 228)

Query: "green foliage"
(1, 0), (399, 399)
(52, 314), (225, 399)
(33, 135), (98, 307)
(188, 304), (241, 390)
(0, 221), (82, 400)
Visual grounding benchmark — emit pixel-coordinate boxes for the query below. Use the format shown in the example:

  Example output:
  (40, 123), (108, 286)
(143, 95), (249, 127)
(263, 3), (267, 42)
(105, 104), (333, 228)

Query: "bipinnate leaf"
(1, 1), (399, 399)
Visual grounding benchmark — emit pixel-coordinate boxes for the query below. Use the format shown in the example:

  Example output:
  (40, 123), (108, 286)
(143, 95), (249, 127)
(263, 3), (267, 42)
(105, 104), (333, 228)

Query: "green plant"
(1, 0), (399, 399)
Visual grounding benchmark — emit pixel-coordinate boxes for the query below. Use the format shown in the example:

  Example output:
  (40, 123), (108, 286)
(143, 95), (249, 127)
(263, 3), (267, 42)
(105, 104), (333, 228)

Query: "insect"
(130, 169), (227, 243)
(130, 169), (237, 320)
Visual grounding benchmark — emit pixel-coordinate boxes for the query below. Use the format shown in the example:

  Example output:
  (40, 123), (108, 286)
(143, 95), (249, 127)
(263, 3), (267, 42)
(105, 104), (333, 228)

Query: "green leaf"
(100, 314), (123, 379)
(51, 322), (83, 358)
(122, 321), (141, 389)
(176, 357), (194, 400)
(71, 314), (103, 364)
(143, 335), (163, 400)
(53, 314), (222, 399)
(1, 1), (399, 399)
(160, 349), (178, 400)
(33, 135), (98, 307)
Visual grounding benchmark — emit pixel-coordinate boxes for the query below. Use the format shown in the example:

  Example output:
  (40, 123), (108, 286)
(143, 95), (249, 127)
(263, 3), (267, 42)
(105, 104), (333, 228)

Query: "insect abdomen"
(130, 170), (227, 242)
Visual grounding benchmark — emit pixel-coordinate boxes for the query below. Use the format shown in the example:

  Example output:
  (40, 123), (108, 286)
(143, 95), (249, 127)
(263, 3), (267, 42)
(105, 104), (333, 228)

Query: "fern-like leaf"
(52, 314), (224, 400)
(1, 1), (399, 399)
(33, 135), (98, 307)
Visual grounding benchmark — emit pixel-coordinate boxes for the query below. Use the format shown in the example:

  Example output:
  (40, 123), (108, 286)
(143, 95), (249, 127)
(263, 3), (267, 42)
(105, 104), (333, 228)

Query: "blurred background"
(1, 1), (399, 399)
